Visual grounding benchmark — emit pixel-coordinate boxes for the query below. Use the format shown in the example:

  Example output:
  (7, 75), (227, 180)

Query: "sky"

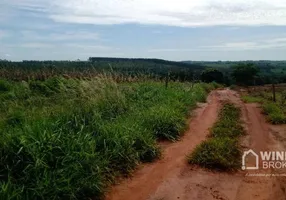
(1, 0), (286, 61)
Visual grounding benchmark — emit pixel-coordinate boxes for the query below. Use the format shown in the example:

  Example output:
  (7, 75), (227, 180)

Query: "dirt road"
(106, 89), (286, 200)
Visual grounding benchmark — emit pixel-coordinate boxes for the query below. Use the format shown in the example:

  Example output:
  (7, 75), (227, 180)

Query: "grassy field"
(0, 76), (218, 199)
(242, 86), (286, 124)
(188, 103), (244, 171)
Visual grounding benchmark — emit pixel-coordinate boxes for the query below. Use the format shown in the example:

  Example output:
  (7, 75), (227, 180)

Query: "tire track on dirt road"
(106, 89), (286, 200)
(106, 90), (221, 200)
(235, 102), (282, 200)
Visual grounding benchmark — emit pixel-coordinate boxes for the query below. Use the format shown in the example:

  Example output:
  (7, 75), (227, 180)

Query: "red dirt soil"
(106, 89), (286, 200)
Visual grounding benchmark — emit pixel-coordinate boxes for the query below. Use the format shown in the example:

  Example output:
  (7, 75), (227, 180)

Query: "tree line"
(0, 58), (286, 85)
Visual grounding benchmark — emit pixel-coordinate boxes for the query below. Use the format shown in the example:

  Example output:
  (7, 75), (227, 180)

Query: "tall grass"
(262, 103), (286, 124)
(188, 103), (244, 171)
(242, 90), (286, 124)
(0, 77), (217, 199)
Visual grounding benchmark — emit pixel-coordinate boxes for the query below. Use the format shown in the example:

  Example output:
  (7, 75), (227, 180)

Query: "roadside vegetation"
(188, 103), (244, 171)
(0, 76), (218, 199)
(242, 88), (286, 124)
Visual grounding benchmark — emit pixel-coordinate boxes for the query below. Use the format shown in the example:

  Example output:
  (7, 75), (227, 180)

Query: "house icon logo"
(242, 149), (259, 170)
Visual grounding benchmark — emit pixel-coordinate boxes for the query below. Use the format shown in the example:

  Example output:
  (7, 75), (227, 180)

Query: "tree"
(201, 68), (224, 83)
(231, 63), (259, 86)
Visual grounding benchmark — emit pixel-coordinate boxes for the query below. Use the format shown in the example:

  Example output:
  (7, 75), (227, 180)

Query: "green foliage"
(142, 106), (186, 140)
(0, 79), (11, 92)
(262, 102), (286, 124)
(210, 104), (244, 138)
(243, 88), (286, 124)
(231, 63), (259, 86)
(201, 68), (224, 83)
(0, 59), (202, 82)
(188, 103), (244, 171)
(0, 77), (213, 199)
(281, 91), (286, 105)
(1, 59), (286, 86)
(241, 95), (264, 103)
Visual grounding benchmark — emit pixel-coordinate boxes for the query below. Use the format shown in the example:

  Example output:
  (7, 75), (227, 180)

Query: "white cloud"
(205, 38), (286, 50)
(150, 37), (286, 52)
(149, 48), (200, 52)
(65, 43), (118, 51)
(0, 30), (6, 39)
(1, 41), (121, 60)
(20, 43), (54, 48)
(2, 0), (286, 26)
(20, 30), (100, 42)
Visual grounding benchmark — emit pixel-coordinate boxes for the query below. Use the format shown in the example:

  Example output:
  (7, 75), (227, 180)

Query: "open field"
(1, 78), (286, 200)
(1, 58), (286, 200)
(0, 76), (218, 199)
(2, 0), (286, 198)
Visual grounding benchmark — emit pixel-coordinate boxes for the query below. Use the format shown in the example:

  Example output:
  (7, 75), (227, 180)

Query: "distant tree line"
(0, 58), (286, 85)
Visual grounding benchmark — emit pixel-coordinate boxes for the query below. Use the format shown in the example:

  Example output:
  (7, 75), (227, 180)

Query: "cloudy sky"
(1, 0), (286, 61)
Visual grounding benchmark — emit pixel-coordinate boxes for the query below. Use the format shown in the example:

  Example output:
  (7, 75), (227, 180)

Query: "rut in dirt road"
(106, 89), (286, 200)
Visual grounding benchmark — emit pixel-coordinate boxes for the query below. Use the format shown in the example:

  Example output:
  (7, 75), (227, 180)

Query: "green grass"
(242, 90), (286, 124)
(241, 95), (264, 103)
(0, 77), (218, 199)
(262, 102), (286, 124)
(188, 138), (240, 170)
(210, 103), (245, 138)
(188, 103), (244, 171)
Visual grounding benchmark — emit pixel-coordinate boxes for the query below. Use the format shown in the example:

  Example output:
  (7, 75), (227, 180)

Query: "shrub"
(262, 102), (286, 124)
(262, 102), (281, 114)
(0, 79), (11, 92)
(267, 113), (286, 124)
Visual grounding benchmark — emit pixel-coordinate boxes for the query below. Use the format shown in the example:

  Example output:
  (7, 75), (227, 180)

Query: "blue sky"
(1, 0), (286, 61)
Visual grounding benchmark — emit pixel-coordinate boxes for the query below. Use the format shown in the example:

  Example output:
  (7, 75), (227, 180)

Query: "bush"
(262, 102), (281, 114)
(262, 102), (286, 124)
(0, 79), (11, 92)
(267, 113), (286, 124)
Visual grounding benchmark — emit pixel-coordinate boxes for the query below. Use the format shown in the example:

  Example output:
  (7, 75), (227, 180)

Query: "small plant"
(280, 91), (286, 106)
